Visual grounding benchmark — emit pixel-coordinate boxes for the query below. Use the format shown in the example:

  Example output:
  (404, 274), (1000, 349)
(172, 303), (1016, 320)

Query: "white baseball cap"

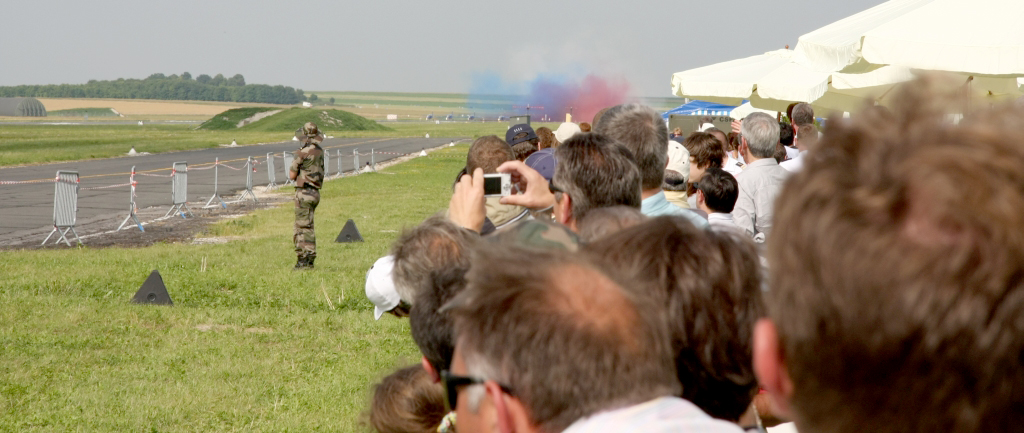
(554, 122), (582, 143)
(365, 255), (400, 320)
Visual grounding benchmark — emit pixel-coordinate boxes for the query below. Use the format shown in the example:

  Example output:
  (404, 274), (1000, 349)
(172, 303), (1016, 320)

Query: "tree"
(196, 74), (212, 84)
(182, 72), (192, 80)
(328, 97), (335, 105)
(228, 74), (245, 86)
(309, 93), (318, 102)
(147, 73), (166, 80)
(211, 74), (226, 86)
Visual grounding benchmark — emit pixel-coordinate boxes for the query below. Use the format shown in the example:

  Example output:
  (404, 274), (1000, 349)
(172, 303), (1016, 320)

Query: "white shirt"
(780, 151), (805, 172)
(733, 158), (790, 239)
(563, 396), (744, 433)
(707, 213), (745, 234)
(723, 155), (744, 176)
(785, 145), (800, 160)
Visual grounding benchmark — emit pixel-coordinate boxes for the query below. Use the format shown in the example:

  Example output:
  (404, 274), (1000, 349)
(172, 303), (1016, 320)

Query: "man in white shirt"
(694, 167), (744, 234)
(781, 124), (818, 173)
(445, 245), (742, 433)
(707, 128), (744, 176)
(732, 113), (789, 239)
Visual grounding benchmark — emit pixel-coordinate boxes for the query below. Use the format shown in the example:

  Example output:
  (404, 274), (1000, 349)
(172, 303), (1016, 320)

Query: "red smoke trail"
(526, 74), (631, 123)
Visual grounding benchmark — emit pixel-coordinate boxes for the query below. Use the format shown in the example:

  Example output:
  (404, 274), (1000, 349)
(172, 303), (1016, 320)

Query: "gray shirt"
(733, 158), (790, 239)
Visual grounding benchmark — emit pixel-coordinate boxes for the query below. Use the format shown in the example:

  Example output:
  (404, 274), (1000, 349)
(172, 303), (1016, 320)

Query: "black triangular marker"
(132, 270), (174, 305)
(335, 219), (364, 243)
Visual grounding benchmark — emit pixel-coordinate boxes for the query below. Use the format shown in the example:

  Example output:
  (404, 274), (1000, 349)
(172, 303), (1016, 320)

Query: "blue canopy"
(662, 100), (738, 119)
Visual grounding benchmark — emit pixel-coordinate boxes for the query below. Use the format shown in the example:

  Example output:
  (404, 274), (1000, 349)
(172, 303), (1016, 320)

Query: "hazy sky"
(2, 0), (885, 97)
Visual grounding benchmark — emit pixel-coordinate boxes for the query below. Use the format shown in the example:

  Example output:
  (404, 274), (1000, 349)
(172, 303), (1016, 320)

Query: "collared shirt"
(707, 212), (745, 234)
(733, 158), (790, 238)
(723, 155), (744, 176)
(562, 396), (744, 433)
(780, 150), (805, 172)
(642, 191), (709, 229)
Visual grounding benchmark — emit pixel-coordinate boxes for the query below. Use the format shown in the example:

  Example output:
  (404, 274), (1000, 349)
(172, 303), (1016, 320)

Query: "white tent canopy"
(672, 0), (1024, 113)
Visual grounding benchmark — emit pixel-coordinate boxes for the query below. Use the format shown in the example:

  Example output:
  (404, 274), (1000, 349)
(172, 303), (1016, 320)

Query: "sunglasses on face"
(440, 370), (515, 411)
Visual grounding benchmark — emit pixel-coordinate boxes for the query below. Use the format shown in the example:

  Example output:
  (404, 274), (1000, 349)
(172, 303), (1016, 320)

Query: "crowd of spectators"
(364, 77), (1024, 433)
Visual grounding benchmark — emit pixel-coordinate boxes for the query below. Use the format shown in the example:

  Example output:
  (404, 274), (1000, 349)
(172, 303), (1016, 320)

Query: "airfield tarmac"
(0, 136), (456, 247)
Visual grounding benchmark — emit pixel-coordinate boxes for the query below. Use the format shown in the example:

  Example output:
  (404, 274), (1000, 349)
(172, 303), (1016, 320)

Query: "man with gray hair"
(733, 112), (789, 240)
(596, 104), (708, 228)
(450, 133), (643, 234)
(390, 215), (479, 303)
(443, 244), (743, 433)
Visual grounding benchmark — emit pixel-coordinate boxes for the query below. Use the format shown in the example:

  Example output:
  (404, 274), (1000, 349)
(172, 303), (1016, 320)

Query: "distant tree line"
(0, 73), (306, 105)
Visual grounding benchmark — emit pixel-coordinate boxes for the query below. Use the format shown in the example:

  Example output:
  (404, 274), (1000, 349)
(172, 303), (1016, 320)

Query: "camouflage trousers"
(294, 187), (320, 257)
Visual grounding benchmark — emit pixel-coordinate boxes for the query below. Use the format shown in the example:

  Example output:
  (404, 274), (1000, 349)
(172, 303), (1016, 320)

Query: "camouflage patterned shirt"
(291, 142), (325, 189)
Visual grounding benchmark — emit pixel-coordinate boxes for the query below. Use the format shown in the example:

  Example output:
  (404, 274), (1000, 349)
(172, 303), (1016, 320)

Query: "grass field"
(0, 143), (470, 431)
(0, 121), (520, 167)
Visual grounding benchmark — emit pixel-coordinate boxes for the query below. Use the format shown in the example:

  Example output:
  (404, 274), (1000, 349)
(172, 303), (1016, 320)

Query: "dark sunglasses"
(440, 370), (514, 410)
(548, 180), (563, 195)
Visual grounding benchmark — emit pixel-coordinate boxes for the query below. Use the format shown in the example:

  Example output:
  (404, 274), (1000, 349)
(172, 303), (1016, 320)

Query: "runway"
(0, 136), (458, 245)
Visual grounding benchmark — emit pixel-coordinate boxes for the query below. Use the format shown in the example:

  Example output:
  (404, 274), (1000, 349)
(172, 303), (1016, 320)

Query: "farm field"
(0, 143), (470, 432)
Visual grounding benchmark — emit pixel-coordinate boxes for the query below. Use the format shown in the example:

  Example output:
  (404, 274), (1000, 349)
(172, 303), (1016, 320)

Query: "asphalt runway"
(0, 136), (457, 243)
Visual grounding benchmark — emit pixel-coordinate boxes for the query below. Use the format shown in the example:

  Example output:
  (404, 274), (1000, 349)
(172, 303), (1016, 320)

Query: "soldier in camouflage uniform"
(289, 122), (326, 269)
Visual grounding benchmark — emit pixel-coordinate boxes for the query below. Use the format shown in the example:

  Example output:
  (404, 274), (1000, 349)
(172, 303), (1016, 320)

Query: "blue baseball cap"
(506, 124), (537, 145)
(525, 148), (557, 181)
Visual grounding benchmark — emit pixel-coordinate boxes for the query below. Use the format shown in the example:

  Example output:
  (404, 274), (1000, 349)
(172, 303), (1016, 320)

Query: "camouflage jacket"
(291, 142), (325, 189)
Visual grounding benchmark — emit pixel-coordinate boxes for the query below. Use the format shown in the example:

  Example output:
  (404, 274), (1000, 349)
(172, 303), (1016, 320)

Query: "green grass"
(0, 122), (505, 167)
(0, 143), (470, 432)
(241, 108), (392, 133)
(198, 107), (280, 130)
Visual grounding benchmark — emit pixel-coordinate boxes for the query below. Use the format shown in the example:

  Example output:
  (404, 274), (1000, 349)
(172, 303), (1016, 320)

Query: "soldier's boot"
(293, 254), (309, 270)
(306, 255), (315, 269)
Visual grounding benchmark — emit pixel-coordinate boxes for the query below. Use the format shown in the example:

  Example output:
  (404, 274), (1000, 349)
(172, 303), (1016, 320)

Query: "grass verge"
(0, 121), (529, 167)
(0, 144), (469, 432)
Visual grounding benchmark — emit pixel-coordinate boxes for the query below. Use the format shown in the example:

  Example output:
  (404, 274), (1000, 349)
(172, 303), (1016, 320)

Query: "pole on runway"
(118, 166), (143, 232)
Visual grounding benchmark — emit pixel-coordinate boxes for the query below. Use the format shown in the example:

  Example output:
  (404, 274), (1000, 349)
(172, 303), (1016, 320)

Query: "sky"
(1, 0), (886, 97)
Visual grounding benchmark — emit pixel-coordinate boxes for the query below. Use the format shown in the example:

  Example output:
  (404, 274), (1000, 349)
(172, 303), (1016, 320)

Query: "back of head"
(368, 365), (447, 433)
(467, 135), (514, 174)
(767, 75), (1024, 433)
(553, 133), (643, 222)
(706, 128), (732, 152)
(448, 244), (680, 432)
(740, 113), (781, 159)
(576, 205), (647, 243)
(696, 168), (738, 214)
(410, 266), (467, 374)
(535, 126), (556, 149)
(390, 215), (479, 303)
(796, 123), (818, 149)
(790, 102), (814, 126)
(772, 142), (788, 164)
(779, 122), (794, 146)
(683, 131), (726, 170)
(586, 216), (764, 421)
(594, 103), (669, 190)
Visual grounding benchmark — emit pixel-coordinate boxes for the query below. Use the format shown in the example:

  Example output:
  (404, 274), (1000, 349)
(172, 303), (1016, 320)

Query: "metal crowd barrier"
(165, 161), (193, 218)
(42, 171), (81, 246)
(266, 152), (278, 190)
(282, 152), (296, 187)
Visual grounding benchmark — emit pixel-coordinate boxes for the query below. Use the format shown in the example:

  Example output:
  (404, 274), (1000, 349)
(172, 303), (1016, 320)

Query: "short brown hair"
(554, 133), (642, 222)
(595, 104), (669, 190)
(466, 135), (513, 174)
(367, 365), (446, 433)
(535, 126), (556, 149)
(587, 216), (764, 421)
(768, 76), (1024, 433)
(683, 131), (726, 170)
(448, 244), (680, 432)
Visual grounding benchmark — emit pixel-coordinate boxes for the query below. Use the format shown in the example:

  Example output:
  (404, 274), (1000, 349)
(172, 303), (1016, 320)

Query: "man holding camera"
(290, 122), (326, 270)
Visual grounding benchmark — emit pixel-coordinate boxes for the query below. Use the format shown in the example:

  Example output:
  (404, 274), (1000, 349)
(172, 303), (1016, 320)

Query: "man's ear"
(557, 194), (574, 228)
(695, 189), (705, 207)
(753, 319), (794, 417)
(486, 381), (528, 433)
(421, 356), (440, 383)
